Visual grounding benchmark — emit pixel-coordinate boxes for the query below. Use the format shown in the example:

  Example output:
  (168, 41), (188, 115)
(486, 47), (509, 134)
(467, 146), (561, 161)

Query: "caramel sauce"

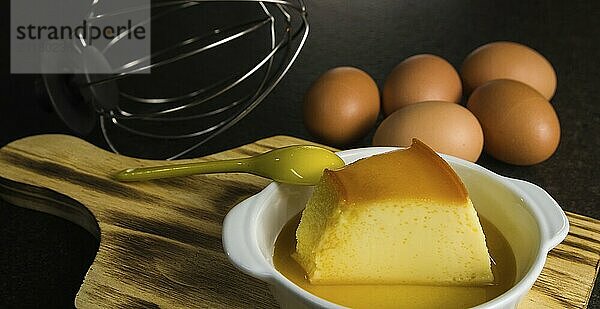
(329, 140), (469, 206)
(273, 213), (516, 309)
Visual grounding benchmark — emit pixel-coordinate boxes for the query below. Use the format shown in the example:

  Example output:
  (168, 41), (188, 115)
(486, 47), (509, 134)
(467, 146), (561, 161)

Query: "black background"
(2, 0), (599, 308)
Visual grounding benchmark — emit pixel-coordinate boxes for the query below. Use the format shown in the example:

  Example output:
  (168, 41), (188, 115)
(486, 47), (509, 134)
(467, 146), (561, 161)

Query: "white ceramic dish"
(223, 147), (569, 309)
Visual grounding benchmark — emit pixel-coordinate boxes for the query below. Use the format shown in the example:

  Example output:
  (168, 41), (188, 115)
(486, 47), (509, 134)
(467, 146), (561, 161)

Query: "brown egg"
(303, 67), (380, 145)
(373, 101), (484, 162)
(467, 79), (560, 165)
(382, 54), (462, 116)
(461, 41), (557, 99)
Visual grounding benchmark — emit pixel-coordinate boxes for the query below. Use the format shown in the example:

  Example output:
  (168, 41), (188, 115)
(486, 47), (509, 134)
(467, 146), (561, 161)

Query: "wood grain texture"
(0, 135), (598, 308)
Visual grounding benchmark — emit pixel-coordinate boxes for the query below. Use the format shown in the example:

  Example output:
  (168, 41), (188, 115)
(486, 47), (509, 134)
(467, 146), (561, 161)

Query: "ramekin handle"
(511, 179), (569, 252)
(222, 195), (274, 281)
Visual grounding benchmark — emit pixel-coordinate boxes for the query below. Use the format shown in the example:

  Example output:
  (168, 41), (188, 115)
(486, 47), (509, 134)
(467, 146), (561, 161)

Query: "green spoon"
(112, 145), (345, 185)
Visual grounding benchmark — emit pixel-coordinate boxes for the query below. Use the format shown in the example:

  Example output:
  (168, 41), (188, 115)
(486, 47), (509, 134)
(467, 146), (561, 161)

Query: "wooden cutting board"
(0, 135), (598, 308)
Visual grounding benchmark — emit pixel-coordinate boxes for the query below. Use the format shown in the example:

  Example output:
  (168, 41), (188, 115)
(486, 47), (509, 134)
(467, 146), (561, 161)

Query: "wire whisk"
(42, 0), (309, 159)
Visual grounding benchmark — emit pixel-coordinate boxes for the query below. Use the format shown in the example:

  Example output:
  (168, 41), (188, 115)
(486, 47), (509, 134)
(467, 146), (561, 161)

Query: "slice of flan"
(293, 139), (493, 286)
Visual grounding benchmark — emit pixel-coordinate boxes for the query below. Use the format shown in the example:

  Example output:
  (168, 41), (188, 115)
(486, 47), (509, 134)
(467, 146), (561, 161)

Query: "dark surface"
(2, 0), (599, 308)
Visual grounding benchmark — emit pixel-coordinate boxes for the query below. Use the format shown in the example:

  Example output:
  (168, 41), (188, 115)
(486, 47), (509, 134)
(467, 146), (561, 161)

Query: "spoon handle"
(113, 158), (251, 182)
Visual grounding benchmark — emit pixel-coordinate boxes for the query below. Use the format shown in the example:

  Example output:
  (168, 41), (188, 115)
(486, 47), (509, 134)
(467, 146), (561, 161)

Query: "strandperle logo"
(15, 20), (147, 43)
(11, 0), (151, 74)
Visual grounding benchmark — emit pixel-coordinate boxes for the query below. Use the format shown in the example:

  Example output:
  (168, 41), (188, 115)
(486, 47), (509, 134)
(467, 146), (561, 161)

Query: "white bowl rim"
(223, 147), (569, 309)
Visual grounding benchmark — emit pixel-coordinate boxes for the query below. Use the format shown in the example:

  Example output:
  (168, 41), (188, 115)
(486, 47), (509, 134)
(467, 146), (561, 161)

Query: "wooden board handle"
(0, 134), (298, 308)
